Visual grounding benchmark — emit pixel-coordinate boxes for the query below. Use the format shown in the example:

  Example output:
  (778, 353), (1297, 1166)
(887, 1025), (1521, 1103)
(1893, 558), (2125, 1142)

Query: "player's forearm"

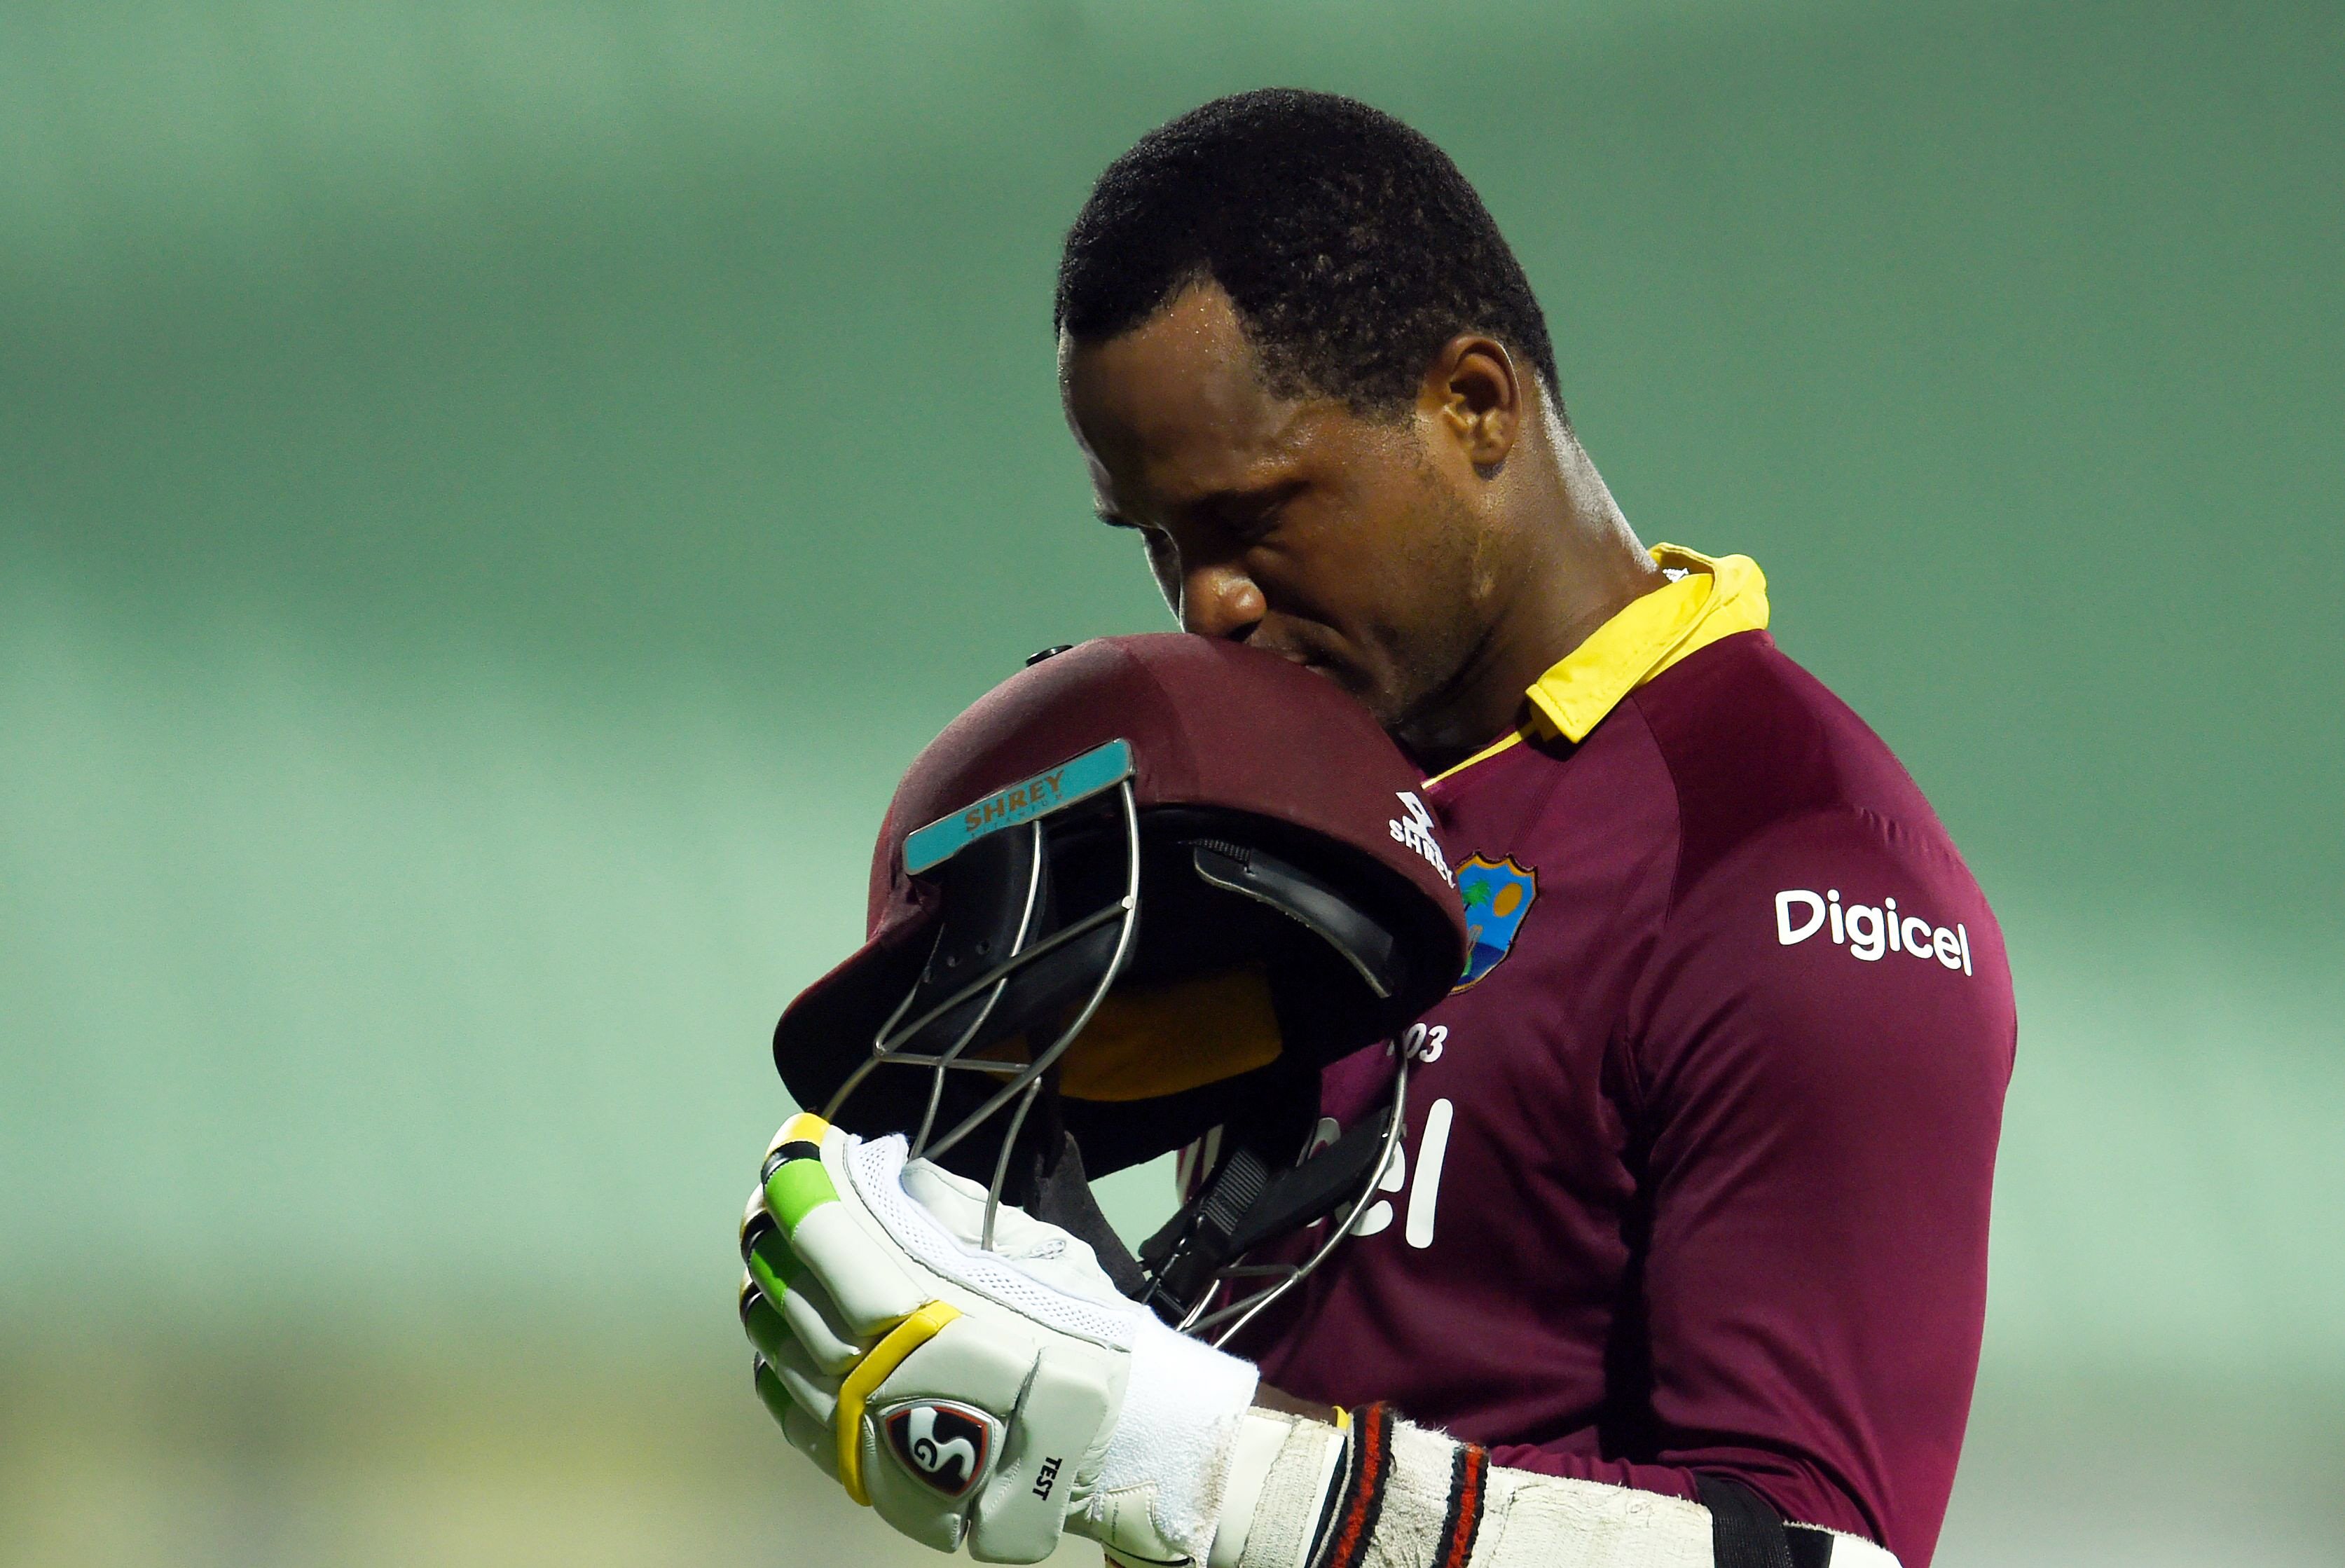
(1220, 1403), (1904, 1568)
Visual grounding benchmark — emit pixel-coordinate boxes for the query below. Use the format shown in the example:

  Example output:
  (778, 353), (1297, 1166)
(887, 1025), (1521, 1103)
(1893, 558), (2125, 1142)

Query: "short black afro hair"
(1056, 89), (1561, 420)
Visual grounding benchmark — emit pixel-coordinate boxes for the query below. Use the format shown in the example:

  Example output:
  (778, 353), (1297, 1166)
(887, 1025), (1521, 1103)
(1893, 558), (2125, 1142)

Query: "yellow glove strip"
(837, 1299), (963, 1506)
(779, 1110), (830, 1146)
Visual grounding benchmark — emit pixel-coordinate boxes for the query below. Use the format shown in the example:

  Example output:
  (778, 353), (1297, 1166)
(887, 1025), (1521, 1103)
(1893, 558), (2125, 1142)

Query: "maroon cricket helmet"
(773, 633), (1467, 1183)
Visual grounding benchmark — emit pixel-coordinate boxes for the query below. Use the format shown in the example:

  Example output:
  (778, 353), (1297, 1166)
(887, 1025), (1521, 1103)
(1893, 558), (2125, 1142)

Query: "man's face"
(1059, 284), (1496, 745)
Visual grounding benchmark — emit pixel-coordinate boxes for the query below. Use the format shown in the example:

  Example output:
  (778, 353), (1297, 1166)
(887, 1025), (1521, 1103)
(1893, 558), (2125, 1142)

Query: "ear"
(1420, 336), (1522, 471)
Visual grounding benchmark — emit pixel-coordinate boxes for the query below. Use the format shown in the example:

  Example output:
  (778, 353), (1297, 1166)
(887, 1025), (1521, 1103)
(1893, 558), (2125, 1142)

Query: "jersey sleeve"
(1501, 808), (2013, 1559)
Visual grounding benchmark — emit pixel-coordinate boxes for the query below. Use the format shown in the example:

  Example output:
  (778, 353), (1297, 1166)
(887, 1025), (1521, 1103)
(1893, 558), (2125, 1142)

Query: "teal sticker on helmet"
(903, 738), (1133, 876)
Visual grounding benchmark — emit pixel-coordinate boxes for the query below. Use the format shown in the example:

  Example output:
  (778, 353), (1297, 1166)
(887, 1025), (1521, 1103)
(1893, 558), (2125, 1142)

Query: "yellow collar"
(1428, 544), (1770, 784)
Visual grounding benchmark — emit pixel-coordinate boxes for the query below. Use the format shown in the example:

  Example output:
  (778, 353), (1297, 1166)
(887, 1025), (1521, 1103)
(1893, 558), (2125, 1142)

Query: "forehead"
(1059, 284), (1317, 506)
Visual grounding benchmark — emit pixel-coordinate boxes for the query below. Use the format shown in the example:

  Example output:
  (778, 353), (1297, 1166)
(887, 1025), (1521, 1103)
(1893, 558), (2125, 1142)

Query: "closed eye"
(1097, 511), (1175, 564)
(1202, 479), (1305, 542)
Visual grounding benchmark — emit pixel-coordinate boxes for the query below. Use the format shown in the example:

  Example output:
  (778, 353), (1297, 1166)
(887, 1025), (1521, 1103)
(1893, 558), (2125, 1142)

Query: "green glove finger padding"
(741, 1216), (802, 1298)
(754, 1359), (842, 1482)
(742, 1288), (844, 1425)
(858, 1317), (1115, 1566)
(763, 1143), (838, 1230)
(762, 1114), (928, 1337)
(739, 1278), (793, 1365)
(752, 1355), (795, 1431)
(762, 1110), (845, 1227)
(741, 1224), (863, 1376)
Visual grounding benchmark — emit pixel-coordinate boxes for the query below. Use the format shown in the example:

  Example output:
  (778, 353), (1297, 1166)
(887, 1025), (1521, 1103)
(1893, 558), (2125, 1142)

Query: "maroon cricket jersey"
(1237, 549), (2016, 1568)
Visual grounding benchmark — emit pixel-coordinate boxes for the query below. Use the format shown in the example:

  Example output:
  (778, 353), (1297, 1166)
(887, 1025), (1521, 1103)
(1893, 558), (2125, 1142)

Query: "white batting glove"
(738, 1113), (1324, 1566)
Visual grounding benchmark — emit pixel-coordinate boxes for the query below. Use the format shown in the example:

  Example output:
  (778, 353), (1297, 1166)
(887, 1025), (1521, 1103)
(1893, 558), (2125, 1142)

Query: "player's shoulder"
(1625, 629), (1959, 901)
(1621, 631), (2014, 1085)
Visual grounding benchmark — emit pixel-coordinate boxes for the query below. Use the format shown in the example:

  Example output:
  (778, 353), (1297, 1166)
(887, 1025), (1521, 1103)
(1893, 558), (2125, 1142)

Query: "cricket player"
(742, 90), (2014, 1568)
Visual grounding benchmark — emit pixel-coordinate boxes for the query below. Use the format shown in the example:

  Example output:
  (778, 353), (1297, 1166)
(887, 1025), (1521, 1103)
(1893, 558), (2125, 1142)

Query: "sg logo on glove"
(882, 1399), (998, 1498)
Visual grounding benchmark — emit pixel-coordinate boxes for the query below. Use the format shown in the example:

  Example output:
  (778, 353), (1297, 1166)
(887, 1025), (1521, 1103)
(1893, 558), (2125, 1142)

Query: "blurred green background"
(2, 2), (2339, 1564)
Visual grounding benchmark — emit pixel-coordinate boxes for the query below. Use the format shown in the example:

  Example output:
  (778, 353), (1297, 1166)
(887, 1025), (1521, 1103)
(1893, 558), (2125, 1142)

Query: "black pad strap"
(1785, 1525), (1836, 1568)
(1694, 1474), (1805, 1568)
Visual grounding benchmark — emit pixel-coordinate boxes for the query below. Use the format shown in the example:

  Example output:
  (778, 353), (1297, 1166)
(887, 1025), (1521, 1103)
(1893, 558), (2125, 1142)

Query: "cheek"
(1256, 437), (1468, 654)
(1297, 471), (1429, 609)
(1374, 481), (1481, 622)
(1362, 489), (1494, 697)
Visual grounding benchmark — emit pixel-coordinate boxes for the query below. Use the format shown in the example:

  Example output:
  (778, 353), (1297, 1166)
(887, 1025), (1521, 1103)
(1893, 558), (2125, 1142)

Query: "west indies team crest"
(1454, 854), (1538, 989)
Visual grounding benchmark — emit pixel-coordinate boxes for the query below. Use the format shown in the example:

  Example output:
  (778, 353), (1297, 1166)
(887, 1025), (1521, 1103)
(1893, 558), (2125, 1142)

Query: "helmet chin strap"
(1005, 1031), (1421, 1348)
(1009, 1044), (1414, 1352)
(1136, 1040), (1415, 1347)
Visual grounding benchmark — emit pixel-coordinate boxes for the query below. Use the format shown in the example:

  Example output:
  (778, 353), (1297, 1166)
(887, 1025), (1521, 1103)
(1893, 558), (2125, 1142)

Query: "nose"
(1180, 561), (1266, 640)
